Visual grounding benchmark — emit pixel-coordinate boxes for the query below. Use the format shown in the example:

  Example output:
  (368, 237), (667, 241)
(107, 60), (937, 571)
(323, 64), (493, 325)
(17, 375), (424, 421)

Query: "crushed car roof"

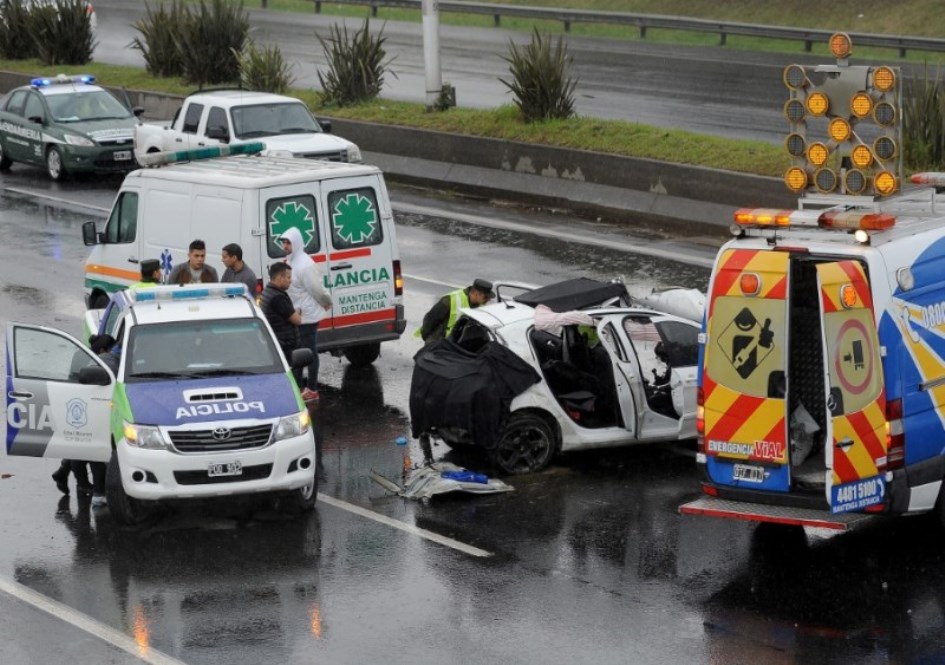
(514, 278), (628, 312)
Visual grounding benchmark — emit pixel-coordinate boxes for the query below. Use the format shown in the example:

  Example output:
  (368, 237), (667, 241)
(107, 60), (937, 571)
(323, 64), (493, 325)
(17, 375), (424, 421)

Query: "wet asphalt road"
(3, 167), (945, 664)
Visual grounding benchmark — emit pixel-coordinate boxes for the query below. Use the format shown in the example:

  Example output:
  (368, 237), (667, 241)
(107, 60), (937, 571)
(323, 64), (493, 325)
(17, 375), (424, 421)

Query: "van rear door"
(815, 261), (887, 514)
(321, 176), (397, 333)
(702, 249), (790, 491)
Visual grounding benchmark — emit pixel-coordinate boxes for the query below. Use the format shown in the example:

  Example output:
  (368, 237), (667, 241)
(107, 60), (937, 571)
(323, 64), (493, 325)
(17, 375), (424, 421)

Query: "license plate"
(113, 150), (132, 161)
(208, 461), (242, 477)
(733, 464), (764, 483)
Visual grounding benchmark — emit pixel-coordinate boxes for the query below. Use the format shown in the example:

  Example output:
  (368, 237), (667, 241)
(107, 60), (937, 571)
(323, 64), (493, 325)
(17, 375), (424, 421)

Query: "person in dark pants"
(259, 262), (302, 369)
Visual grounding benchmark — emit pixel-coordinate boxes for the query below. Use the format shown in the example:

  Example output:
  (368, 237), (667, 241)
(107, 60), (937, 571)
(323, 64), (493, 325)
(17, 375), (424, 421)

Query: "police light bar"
(31, 74), (95, 87)
(734, 208), (895, 231)
(910, 172), (945, 187)
(137, 141), (266, 167)
(129, 283), (248, 302)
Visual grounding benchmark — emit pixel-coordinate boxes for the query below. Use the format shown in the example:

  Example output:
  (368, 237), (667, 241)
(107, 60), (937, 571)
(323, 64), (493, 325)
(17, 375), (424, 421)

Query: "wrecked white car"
(410, 278), (702, 474)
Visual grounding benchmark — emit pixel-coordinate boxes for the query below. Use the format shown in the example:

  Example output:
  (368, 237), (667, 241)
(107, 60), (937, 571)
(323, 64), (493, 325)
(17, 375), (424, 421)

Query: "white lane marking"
(0, 575), (187, 665)
(395, 201), (716, 269)
(4, 187), (715, 268)
(317, 493), (493, 558)
(4, 187), (111, 213)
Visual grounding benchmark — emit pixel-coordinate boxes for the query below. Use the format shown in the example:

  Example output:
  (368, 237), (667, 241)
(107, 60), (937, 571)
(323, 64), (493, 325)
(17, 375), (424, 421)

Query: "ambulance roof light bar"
(129, 283), (248, 303)
(733, 207), (895, 231)
(137, 141), (266, 168)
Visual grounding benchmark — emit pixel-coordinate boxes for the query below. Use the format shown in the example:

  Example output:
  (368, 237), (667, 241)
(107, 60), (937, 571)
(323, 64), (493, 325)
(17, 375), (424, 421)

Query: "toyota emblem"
(211, 427), (232, 441)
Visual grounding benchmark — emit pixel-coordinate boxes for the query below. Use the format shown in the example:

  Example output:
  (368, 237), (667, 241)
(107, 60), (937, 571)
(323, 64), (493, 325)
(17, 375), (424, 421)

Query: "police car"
(5, 284), (317, 525)
(410, 279), (701, 474)
(0, 74), (141, 181)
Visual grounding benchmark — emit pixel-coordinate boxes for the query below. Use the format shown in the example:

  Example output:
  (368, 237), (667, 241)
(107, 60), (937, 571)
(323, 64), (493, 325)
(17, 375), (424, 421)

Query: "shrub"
(235, 39), (295, 94)
(130, 0), (187, 78)
(0, 0), (34, 60)
(317, 18), (394, 107)
(500, 29), (577, 123)
(903, 66), (945, 171)
(174, 0), (249, 86)
(28, 0), (96, 66)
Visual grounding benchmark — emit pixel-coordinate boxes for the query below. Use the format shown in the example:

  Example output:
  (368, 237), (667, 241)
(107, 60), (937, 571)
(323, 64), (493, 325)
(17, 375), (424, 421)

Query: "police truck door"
(815, 261), (887, 514)
(5, 323), (112, 462)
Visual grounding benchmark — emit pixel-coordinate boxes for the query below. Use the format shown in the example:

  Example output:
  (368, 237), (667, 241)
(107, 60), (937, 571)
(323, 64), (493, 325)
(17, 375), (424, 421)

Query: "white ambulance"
(82, 143), (406, 366)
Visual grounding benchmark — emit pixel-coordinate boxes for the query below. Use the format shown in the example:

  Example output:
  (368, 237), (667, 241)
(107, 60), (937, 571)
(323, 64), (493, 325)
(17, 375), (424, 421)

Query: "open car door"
(595, 315), (639, 437)
(5, 323), (113, 462)
(816, 261), (887, 514)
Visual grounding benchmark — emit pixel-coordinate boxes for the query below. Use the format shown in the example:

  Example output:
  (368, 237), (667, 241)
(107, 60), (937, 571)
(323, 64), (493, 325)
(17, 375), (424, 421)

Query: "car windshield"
(46, 90), (131, 122)
(231, 102), (321, 139)
(125, 318), (283, 382)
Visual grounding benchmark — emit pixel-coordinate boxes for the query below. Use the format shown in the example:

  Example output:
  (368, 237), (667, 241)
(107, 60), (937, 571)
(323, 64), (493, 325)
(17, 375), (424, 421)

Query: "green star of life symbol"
(269, 200), (316, 249)
(332, 193), (377, 244)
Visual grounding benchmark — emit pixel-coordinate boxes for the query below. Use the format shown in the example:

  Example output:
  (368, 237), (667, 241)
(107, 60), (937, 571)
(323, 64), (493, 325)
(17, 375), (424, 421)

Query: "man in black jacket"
(259, 263), (302, 367)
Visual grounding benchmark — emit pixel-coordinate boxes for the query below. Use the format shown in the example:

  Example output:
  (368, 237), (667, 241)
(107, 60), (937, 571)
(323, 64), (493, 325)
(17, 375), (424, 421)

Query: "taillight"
(696, 387), (705, 453)
(886, 397), (905, 470)
(255, 277), (264, 295)
(393, 260), (403, 296)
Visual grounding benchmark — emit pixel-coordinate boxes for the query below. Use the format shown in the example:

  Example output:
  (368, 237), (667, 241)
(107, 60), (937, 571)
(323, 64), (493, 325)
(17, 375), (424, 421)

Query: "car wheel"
(90, 292), (109, 309)
(106, 449), (148, 526)
(281, 466), (318, 515)
(491, 412), (556, 475)
(46, 145), (67, 181)
(0, 141), (11, 170)
(343, 343), (381, 367)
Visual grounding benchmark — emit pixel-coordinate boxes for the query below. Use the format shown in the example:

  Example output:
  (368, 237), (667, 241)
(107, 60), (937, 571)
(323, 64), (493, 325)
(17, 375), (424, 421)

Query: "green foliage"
(130, 0), (188, 78)
(317, 18), (395, 107)
(174, 0), (249, 86)
(235, 39), (295, 94)
(27, 0), (95, 66)
(903, 66), (945, 171)
(0, 0), (34, 60)
(500, 29), (577, 122)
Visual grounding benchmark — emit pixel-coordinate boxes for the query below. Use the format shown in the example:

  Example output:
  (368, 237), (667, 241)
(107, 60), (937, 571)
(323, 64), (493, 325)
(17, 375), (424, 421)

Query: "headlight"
(64, 134), (95, 147)
(123, 422), (168, 449)
(265, 148), (294, 158)
(275, 410), (311, 441)
(347, 145), (362, 163)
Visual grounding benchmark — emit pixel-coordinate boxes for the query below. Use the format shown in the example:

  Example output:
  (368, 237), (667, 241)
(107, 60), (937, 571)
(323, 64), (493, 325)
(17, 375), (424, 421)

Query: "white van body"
(82, 153), (406, 365)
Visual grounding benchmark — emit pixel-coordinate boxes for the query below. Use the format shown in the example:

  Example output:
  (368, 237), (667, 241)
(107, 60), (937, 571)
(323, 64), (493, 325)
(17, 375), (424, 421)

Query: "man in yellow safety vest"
(417, 278), (494, 343)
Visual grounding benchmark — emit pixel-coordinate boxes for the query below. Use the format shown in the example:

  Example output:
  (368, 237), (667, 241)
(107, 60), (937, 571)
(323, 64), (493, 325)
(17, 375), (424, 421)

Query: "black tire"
(46, 145), (66, 181)
(106, 449), (148, 526)
(0, 140), (11, 170)
(282, 466), (318, 515)
(343, 343), (381, 367)
(491, 412), (557, 475)
(90, 292), (109, 309)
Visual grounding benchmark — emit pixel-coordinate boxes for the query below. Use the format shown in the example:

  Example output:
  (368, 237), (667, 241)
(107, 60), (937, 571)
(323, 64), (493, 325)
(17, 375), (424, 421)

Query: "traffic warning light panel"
(782, 32), (901, 198)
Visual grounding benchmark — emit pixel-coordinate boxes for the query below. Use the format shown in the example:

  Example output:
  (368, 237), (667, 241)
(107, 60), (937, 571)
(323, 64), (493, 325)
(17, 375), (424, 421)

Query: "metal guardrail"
(257, 0), (945, 58)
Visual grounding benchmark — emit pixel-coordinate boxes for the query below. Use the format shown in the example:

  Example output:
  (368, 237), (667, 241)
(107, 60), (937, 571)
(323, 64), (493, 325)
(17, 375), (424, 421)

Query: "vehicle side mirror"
(206, 125), (229, 142)
(290, 348), (314, 369)
(82, 221), (102, 246)
(78, 365), (111, 386)
(317, 119), (332, 134)
(132, 106), (144, 117)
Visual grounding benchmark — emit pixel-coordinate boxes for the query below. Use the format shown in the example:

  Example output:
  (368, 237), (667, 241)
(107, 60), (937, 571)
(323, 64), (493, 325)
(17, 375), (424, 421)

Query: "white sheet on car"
(370, 462), (514, 500)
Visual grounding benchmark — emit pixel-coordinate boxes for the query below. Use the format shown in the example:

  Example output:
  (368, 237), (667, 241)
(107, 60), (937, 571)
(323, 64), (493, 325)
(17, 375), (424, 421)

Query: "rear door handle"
(8, 391), (33, 399)
(331, 263), (352, 271)
(128, 257), (139, 264)
(835, 437), (854, 449)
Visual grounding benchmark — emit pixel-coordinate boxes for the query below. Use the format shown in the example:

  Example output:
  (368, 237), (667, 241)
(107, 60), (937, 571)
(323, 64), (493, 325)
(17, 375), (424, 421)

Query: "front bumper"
(62, 143), (137, 173)
(115, 433), (316, 501)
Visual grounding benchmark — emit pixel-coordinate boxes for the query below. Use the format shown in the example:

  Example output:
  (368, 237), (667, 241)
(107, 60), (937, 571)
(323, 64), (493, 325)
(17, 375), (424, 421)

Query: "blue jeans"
(296, 323), (320, 390)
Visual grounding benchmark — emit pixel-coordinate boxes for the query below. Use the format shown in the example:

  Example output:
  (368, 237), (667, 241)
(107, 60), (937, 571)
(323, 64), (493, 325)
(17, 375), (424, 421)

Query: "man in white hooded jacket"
(280, 227), (333, 401)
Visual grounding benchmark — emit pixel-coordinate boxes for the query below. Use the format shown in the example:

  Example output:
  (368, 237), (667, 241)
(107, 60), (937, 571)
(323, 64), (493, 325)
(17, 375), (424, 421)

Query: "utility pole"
(421, 0), (442, 110)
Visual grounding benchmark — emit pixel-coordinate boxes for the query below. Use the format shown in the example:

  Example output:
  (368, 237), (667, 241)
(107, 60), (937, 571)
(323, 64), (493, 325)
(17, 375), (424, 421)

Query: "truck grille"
(168, 424), (273, 453)
(174, 463), (273, 485)
(298, 150), (348, 162)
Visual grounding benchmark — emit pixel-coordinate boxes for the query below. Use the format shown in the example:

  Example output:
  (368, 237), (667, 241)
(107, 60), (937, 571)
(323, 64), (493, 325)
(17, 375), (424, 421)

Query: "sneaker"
(91, 494), (107, 507)
(301, 388), (320, 402)
(51, 472), (69, 496)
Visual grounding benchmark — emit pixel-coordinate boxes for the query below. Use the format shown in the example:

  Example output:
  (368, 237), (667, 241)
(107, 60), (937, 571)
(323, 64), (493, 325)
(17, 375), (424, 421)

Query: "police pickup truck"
(5, 284), (318, 525)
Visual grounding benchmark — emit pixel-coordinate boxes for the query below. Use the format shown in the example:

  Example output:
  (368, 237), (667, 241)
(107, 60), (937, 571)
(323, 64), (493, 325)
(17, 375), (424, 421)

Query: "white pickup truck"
(134, 89), (361, 164)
